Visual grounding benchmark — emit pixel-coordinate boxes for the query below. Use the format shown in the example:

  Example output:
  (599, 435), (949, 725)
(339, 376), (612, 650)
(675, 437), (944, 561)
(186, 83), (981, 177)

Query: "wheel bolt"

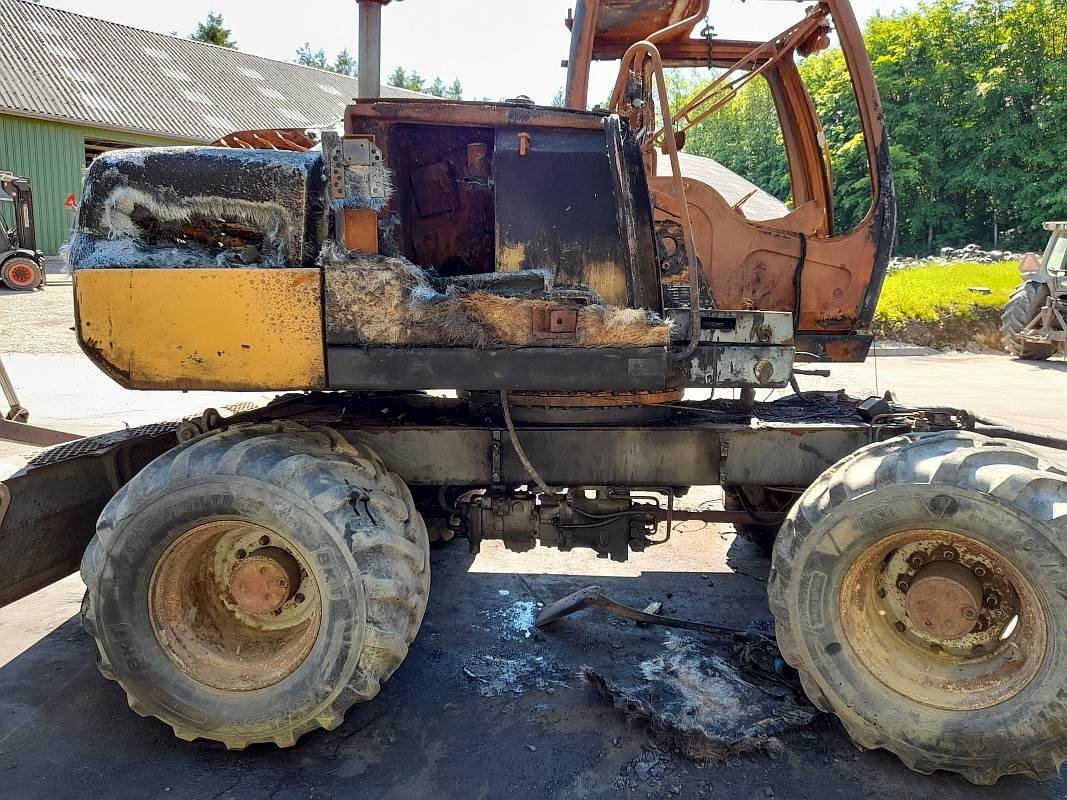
(942, 549), (957, 561)
(908, 553), (925, 569)
(895, 621), (906, 633)
(973, 565), (987, 578)
(897, 579), (910, 592)
(985, 594), (999, 608)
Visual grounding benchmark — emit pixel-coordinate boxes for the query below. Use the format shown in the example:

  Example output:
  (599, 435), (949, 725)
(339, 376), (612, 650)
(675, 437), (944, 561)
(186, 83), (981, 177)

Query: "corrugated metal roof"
(0, 0), (423, 142)
(657, 151), (789, 221)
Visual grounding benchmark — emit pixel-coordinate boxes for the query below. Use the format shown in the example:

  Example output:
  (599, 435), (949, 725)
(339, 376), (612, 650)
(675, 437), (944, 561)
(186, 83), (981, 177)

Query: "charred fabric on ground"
(581, 633), (817, 760)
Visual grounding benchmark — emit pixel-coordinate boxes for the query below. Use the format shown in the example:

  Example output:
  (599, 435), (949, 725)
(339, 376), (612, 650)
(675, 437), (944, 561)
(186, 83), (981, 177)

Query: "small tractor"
(0, 0), (1064, 785)
(0, 171), (45, 290)
(1002, 221), (1067, 359)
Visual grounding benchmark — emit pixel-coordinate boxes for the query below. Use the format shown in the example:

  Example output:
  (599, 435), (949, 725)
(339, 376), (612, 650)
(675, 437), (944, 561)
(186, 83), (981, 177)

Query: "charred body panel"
(68, 147), (329, 268)
(494, 117), (659, 308)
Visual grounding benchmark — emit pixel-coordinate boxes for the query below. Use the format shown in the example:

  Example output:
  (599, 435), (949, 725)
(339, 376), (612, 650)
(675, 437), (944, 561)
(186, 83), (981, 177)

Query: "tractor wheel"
(1, 256), (43, 290)
(722, 486), (796, 556)
(1001, 281), (1057, 359)
(769, 431), (1067, 784)
(80, 422), (430, 748)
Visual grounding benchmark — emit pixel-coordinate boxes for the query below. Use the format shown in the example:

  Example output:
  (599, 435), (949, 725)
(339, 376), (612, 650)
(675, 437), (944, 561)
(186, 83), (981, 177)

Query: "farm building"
(0, 0), (421, 255)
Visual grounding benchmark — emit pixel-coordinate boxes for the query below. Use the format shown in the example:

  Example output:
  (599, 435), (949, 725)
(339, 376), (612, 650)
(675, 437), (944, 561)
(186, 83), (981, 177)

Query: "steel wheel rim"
(6, 261), (37, 287)
(839, 528), (1048, 711)
(149, 520), (322, 692)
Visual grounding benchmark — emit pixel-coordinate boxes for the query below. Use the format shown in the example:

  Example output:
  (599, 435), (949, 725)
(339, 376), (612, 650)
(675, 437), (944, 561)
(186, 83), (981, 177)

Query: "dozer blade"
(0, 422), (178, 608)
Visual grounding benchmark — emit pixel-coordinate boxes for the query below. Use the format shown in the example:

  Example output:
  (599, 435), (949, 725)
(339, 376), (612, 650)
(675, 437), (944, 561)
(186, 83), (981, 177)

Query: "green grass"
(874, 261), (1020, 324)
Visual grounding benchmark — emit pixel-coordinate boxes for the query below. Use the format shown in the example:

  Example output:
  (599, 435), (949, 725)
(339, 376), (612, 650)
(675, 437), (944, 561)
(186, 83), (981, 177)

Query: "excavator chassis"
(0, 390), (910, 608)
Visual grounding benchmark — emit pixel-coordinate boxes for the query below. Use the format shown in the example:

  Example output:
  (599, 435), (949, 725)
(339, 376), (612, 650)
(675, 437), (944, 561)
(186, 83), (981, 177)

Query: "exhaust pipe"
(357, 0), (395, 100)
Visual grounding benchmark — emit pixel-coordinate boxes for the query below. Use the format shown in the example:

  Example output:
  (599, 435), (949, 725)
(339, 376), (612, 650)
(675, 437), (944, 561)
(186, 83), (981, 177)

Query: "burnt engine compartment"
(67, 102), (674, 350)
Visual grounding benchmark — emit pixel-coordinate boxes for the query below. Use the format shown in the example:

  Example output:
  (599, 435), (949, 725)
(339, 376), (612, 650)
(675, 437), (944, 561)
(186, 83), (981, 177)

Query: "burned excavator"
(0, 0), (1063, 784)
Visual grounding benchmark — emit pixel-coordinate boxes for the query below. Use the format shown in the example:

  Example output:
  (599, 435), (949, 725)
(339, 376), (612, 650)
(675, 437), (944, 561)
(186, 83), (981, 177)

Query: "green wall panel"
(0, 114), (184, 255)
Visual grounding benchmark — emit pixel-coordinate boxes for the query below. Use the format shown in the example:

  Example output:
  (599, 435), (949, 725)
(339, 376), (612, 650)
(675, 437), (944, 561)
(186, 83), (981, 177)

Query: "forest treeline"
(671, 0), (1067, 255)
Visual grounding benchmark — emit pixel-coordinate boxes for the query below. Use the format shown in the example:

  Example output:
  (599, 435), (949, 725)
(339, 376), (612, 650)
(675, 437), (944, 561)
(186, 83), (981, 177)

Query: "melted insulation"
(322, 246), (671, 349)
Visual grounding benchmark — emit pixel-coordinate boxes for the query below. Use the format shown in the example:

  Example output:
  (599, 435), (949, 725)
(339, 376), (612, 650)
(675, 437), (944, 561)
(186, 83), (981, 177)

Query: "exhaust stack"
(357, 0), (394, 100)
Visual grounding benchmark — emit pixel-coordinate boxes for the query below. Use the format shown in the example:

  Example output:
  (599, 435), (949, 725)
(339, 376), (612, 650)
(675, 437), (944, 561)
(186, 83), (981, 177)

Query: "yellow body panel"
(74, 269), (325, 391)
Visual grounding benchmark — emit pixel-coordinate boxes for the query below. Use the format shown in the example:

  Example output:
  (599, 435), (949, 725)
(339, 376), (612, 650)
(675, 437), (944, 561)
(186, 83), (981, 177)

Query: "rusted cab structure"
(0, 0), (1064, 786)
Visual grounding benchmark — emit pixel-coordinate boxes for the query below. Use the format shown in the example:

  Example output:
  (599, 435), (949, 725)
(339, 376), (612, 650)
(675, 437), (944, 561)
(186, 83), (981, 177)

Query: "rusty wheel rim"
(6, 261), (37, 288)
(839, 529), (1048, 711)
(149, 521), (322, 692)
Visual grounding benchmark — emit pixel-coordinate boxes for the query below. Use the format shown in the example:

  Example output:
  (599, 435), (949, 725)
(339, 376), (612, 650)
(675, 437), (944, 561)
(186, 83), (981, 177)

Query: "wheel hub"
(228, 548), (300, 615)
(149, 521), (321, 691)
(8, 262), (36, 287)
(904, 560), (983, 640)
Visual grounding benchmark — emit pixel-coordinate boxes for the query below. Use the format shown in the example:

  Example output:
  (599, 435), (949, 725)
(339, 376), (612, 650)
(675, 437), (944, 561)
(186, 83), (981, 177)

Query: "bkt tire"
(80, 422), (430, 748)
(769, 431), (1067, 784)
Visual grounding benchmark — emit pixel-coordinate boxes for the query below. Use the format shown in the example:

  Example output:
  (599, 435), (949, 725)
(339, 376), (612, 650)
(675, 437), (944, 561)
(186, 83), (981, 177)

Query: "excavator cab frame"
(565, 0), (895, 362)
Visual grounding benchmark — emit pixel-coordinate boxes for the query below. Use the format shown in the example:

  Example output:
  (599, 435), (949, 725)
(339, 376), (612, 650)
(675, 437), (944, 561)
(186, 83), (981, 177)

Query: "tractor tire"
(722, 486), (796, 556)
(1001, 281), (1056, 359)
(80, 422), (430, 749)
(1, 256), (43, 290)
(769, 431), (1067, 784)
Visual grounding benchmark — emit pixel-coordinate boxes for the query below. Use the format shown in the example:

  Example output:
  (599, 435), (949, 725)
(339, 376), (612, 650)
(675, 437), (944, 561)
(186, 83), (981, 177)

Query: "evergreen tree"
(190, 12), (236, 48)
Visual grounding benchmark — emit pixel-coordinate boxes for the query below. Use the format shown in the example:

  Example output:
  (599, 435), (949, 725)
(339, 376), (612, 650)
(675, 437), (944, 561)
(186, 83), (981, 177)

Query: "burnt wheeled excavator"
(0, 0), (1063, 784)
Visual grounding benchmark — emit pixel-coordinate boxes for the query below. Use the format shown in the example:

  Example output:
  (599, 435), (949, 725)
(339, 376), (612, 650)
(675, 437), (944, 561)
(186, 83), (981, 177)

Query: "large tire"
(769, 431), (1067, 784)
(1001, 281), (1056, 359)
(80, 422), (430, 748)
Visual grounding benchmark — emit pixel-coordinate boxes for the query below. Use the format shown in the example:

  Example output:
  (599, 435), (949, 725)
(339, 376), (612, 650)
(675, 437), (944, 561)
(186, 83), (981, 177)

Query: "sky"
(42, 0), (923, 104)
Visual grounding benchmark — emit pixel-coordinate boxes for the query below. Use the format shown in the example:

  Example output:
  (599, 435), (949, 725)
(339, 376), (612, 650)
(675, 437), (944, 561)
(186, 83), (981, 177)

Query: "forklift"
(0, 171), (45, 290)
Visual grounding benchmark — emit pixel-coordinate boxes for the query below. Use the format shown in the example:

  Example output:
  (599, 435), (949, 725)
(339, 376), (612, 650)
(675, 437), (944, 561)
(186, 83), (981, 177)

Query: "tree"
(388, 66), (463, 99)
(663, 0), (1067, 255)
(295, 44), (358, 77)
(190, 12), (236, 48)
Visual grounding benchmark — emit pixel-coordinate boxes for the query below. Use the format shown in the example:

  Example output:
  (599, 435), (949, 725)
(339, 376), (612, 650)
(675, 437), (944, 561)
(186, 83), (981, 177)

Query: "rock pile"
(890, 243), (1027, 270)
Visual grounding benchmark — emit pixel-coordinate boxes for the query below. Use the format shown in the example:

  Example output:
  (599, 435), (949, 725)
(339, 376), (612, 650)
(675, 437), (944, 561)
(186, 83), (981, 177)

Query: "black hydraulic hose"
(972, 416), (1067, 452)
(792, 233), (808, 334)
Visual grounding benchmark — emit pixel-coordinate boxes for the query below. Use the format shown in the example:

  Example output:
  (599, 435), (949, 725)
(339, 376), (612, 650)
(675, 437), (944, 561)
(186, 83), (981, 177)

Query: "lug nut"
(973, 564), (987, 578)
(942, 548), (957, 561)
(897, 579), (910, 592)
(985, 594), (999, 608)
(908, 553), (926, 569)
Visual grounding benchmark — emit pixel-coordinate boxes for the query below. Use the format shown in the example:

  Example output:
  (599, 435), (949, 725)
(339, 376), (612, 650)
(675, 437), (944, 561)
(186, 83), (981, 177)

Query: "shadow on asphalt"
(0, 539), (1060, 800)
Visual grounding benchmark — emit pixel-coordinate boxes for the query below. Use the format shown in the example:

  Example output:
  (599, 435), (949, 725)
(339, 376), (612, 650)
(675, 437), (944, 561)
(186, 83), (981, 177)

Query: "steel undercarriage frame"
(0, 390), (920, 605)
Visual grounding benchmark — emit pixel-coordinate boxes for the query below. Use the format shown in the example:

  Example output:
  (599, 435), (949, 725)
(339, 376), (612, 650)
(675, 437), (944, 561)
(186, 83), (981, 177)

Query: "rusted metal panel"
(686, 345), (794, 388)
(346, 100), (608, 135)
(666, 310), (794, 345)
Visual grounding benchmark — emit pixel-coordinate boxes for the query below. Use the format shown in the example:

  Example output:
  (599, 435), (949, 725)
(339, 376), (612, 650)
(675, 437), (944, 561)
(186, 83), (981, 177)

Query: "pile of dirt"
(872, 305), (1003, 352)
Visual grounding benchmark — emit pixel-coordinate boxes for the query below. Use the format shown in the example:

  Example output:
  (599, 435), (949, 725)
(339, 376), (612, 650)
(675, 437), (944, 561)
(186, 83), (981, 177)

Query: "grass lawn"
(874, 261), (1020, 324)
